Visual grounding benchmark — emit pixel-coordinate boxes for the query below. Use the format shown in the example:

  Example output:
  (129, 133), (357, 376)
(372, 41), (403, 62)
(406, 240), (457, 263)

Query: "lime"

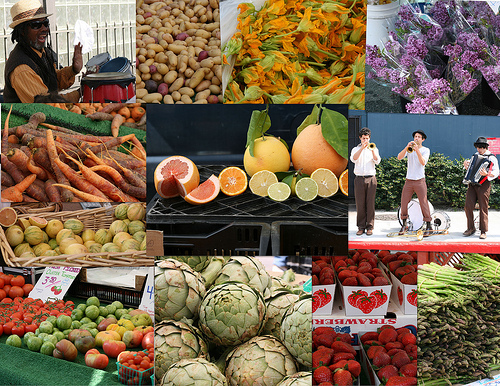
(267, 182), (291, 202)
(310, 168), (338, 197)
(249, 170), (278, 197)
(295, 177), (318, 201)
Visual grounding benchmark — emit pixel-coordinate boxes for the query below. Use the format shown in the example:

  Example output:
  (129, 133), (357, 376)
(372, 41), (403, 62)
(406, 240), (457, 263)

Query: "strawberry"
(314, 332), (336, 348)
(318, 383), (334, 386)
(377, 250), (391, 258)
(384, 341), (404, 351)
(313, 261), (321, 275)
(400, 332), (417, 346)
(401, 272), (417, 284)
(387, 348), (405, 357)
(312, 275), (320, 285)
(391, 351), (411, 369)
(342, 277), (358, 286)
(378, 328), (398, 344)
(400, 363), (417, 377)
(377, 365), (399, 383)
(372, 351), (391, 368)
(314, 289), (332, 308)
(314, 366), (333, 384)
(367, 345), (386, 360)
(371, 268), (384, 277)
(347, 290), (367, 307)
(386, 376), (417, 386)
(364, 340), (382, 346)
(333, 369), (353, 386)
(329, 359), (348, 372)
(313, 347), (334, 368)
(338, 270), (357, 282)
(407, 289), (417, 306)
(397, 287), (403, 305)
(356, 296), (377, 314)
(346, 360), (361, 378)
(331, 341), (356, 356)
(372, 276), (389, 286)
(396, 328), (411, 335)
(335, 333), (352, 344)
(360, 332), (379, 344)
(335, 260), (347, 271)
(357, 272), (372, 286)
(405, 344), (417, 360)
(333, 352), (355, 363)
(370, 290), (388, 308)
(322, 277), (335, 285)
(364, 272), (375, 282)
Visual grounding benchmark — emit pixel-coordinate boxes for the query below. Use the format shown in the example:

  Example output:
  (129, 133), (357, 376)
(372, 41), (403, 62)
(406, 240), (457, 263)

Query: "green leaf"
(320, 108), (348, 160)
(275, 171), (296, 181)
(296, 105), (320, 136)
(246, 107), (271, 157)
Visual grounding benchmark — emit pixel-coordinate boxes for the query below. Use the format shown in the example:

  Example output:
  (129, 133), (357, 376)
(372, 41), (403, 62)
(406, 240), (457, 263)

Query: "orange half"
(154, 156), (200, 199)
(218, 167), (248, 196)
(184, 175), (220, 205)
(339, 170), (348, 196)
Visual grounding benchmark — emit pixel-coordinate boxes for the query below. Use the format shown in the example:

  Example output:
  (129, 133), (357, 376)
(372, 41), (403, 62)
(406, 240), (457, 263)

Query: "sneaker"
(366, 229), (373, 236)
(463, 229), (476, 237)
(480, 233), (487, 239)
(356, 229), (364, 236)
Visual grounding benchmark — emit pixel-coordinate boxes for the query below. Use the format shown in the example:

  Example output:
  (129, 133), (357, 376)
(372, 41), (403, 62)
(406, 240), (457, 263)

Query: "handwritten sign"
(139, 267), (155, 317)
(31, 267), (81, 301)
(487, 138), (500, 155)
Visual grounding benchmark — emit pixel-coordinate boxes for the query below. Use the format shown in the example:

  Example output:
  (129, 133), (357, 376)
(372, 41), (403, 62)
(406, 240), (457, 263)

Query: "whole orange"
(291, 124), (347, 177)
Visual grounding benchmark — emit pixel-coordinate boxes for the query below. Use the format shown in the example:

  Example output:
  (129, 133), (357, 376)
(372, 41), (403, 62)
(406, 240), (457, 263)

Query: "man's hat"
(412, 130), (427, 140)
(10, 0), (52, 29)
(474, 137), (489, 147)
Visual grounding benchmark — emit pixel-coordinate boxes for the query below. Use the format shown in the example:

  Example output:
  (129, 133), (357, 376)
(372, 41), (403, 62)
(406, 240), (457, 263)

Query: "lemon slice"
(267, 182), (291, 202)
(249, 170), (278, 197)
(295, 177), (318, 201)
(310, 168), (338, 197)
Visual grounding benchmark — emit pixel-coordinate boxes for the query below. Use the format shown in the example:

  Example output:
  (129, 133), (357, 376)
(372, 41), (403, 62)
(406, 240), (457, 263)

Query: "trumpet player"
(463, 137), (499, 239)
(350, 127), (380, 236)
(397, 130), (432, 235)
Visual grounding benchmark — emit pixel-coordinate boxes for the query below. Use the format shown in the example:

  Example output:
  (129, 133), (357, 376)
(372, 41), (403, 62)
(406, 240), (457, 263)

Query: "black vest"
(4, 44), (58, 102)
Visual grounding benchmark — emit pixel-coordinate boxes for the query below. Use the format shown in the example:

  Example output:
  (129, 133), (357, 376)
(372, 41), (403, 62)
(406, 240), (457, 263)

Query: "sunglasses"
(29, 19), (49, 30)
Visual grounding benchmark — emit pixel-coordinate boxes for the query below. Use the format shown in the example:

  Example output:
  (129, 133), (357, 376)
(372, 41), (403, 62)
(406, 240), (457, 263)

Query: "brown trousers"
(400, 178), (432, 222)
(465, 180), (490, 232)
(354, 175), (377, 231)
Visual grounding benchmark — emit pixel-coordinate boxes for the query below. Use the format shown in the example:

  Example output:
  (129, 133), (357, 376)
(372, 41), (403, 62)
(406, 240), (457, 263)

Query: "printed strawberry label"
(407, 289), (417, 307)
(398, 287), (403, 305)
(356, 295), (377, 314)
(347, 290), (368, 307)
(370, 290), (388, 308)
(314, 289), (332, 309)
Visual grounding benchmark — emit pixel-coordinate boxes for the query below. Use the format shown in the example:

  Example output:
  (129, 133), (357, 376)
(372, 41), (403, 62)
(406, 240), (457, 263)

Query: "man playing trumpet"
(463, 137), (499, 239)
(350, 127), (380, 236)
(398, 130), (432, 235)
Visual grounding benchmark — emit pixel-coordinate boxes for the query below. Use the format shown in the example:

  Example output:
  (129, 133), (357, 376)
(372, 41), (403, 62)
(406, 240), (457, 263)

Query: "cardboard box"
(359, 330), (382, 386)
(338, 269), (393, 317)
(389, 271), (417, 315)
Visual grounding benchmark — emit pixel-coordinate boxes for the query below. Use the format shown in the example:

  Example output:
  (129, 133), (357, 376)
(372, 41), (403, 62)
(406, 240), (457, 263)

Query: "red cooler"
(81, 72), (135, 103)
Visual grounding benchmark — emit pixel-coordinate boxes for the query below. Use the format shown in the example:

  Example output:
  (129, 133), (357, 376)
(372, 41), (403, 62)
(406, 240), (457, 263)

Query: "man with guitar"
(463, 137), (499, 239)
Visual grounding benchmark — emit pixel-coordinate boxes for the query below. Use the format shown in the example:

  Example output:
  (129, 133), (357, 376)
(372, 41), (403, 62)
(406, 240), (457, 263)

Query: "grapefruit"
(291, 124), (348, 177)
(243, 137), (291, 177)
(154, 156), (200, 199)
(0, 207), (17, 228)
(184, 175), (220, 205)
(339, 170), (348, 196)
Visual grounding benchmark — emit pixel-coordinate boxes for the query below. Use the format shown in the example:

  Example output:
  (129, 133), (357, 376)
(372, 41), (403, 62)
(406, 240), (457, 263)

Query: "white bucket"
(366, 2), (400, 47)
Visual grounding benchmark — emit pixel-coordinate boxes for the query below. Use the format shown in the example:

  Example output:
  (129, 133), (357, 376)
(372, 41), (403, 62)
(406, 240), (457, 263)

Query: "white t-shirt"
(405, 146), (430, 180)
(350, 145), (381, 176)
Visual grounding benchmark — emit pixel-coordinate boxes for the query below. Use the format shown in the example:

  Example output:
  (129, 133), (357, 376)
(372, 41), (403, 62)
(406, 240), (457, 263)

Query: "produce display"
(136, 0), (222, 104)
(334, 252), (390, 287)
(154, 255), (312, 385)
(1, 104), (146, 203)
(154, 105), (348, 205)
(418, 254), (500, 385)
(0, 204), (149, 267)
(222, 0), (366, 107)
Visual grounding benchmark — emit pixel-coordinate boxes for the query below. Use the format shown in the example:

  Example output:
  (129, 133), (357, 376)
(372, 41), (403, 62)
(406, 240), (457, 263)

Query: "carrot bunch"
(1, 108), (146, 203)
(223, 0), (366, 107)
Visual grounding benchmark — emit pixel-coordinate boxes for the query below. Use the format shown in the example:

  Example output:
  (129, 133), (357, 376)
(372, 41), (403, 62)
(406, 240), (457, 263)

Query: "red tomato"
(0, 324), (3, 336)
(11, 324), (25, 337)
(141, 331), (154, 350)
(85, 349), (109, 370)
(0, 289), (6, 302)
(25, 323), (38, 334)
(12, 296), (23, 305)
(2, 275), (12, 285)
(3, 321), (14, 335)
(102, 340), (127, 358)
(3, 285), (12, 296)
(10, 276), (25, 287)
(22, 284), (34, 297)
(0, 277), (4, 289)
(9, 286), (24, 299)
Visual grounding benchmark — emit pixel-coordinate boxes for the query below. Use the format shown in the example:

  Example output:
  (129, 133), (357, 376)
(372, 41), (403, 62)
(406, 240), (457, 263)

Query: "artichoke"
(198, 281), (266, 346)
(263, 288), (300, 339)
(155, 320), (209, 383)
(225, 335), (298, 386)
(276, 372), (312, 386)
(154, 259), (206, 322)
(163, 256), (212, 272)
(280, 295), (312, 368)
(214, 256), (272, 296)
(161, 358), (228, 386)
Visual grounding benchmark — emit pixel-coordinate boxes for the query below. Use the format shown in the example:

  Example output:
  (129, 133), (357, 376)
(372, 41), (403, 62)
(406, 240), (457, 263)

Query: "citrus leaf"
(246, 108), (271, 157)
(297, 105), (320, 136)
(275, 171), (296, 181)
(320, 108), (348, 160)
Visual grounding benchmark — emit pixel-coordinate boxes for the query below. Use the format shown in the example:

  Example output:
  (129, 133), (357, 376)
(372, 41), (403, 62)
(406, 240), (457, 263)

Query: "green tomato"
(46, 316), (57, 325)
(43, 334), (58, 346)
(114, 309), (128, 320)
(105, 304), (117, 315)
(98, 306), (109, 317)
(24, 332), (36, 345)
(111, 301), (123, 310)
(82, 322), (97, 329)
(71, 309), (84, 321)
(37, 332), (48, 341)
(27, 336), (43, 352)
(34, 328), (40, 336)
(95, 316), (105, 325)
(80, 317), (92, 325)
(86, 296), (100, 307)
(56, 314), (72, 330)
(76, 303), (87, 312)
(54, 331), (65, 342)
(39, 321), (53, 334)
(40, 341), (55, 356)
(6, 335), (22, 348)
(89, 328), (99, 338)
(71, 320), (82, 329)
(85, 305), (100, 320)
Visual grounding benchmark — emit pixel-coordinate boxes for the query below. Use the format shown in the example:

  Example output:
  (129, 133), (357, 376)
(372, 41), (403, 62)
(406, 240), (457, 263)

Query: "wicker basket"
(10, 203), (63, 214)
(0, 206), (152, 267)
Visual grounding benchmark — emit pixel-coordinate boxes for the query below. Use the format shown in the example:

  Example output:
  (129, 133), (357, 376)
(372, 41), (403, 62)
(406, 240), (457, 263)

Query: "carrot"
(1, 154), (48, 202)
(1, 174), (37, 202)
(125, 118), (135, 123)
(117, 106), (131, 119)
(88, 165), (146, 199)
(32, 147), (53, 174)
(22, 194), (39, 203)
(46, 129), (74, 202)
(75, 133), (137, 158)
(85, 112), (114, 121)
(45, 179), (62, 202)
(2, 171), (14, 187)
(8, 135), (19, 144)
(51, 184), (109, 202)
(27, 152), (49, 180)
(103, 150), (146, 168)
(69, 105), (82, 114)
(111, 114), (126, 137)
(130, 106), (146, 121)
(2, 105), (13, 153)
(39, 122), (115, 142)
(6, 148), (30, 173)
(101, 103), (126, 114)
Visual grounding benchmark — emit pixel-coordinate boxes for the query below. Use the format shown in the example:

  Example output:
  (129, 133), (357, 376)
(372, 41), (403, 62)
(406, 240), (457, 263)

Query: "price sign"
(487, 138), (500, 155)
(139, 267), (155, 317)
(31, 267), (81, 301)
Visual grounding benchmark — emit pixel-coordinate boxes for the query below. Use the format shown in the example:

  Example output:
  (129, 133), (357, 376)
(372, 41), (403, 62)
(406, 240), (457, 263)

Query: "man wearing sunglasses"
(4, 0), (83, 103)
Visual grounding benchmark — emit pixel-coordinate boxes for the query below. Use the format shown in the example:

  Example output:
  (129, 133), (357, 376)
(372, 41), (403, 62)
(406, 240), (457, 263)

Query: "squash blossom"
(223, 0), (366, 108)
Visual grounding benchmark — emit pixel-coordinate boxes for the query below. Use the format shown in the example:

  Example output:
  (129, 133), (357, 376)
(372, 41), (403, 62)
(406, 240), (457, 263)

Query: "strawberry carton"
(312, 256), (336, 316)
